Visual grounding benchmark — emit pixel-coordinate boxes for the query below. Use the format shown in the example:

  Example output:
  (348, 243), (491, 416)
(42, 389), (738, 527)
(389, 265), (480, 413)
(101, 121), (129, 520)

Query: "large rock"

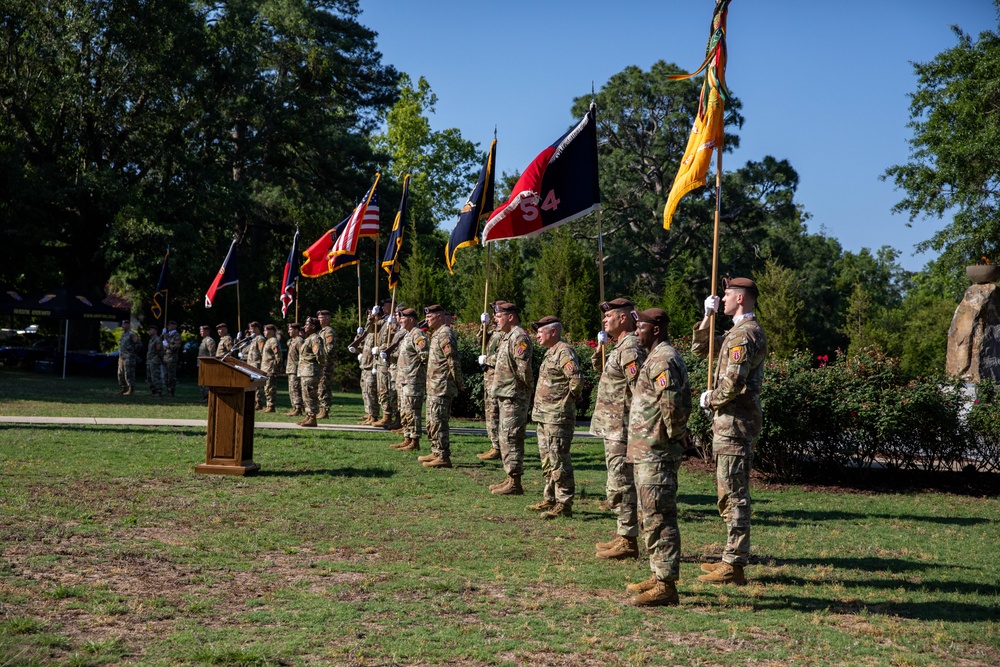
(946, 283), (1000, 381)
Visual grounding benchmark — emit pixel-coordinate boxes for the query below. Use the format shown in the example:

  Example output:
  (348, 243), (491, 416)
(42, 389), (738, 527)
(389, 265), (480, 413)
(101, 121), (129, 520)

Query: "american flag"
(359, 189), (379, 238)
(330, 178), (380, 257)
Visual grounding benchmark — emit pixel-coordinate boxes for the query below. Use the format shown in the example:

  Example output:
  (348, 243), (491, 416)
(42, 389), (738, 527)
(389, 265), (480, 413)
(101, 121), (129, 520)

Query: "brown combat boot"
(386, 416), (402, 430)
(423, 457), (452, 468)
(541, 502), (572, 520)
(262, 406), (275, 413)
(399, 438), (420, 451)
(630, 579), (679, 607)
(492, 476), (523, 495)
(700, 561), (724, 573)
(371, 415), (389, 427)
(697, 562), (747, 585)
(357, 414), (373, 425)
(595, 533), (619, 550)
(315, 408), (329, 420)
(476, 448), (501, 461)
(626, 575), (659, 594)
(298, 415), (317, 428)
(489, 476), (510, 492)
(527, 499), (556, 512)
(286, 408), (303, 417)
(390, 438), (410, 449)
(391, 426), (405, 435)
(597, 499), (613, 511)
(596, 535), (639, 560)
(417, 453), (439, 463)
(123, 387), (133, 396)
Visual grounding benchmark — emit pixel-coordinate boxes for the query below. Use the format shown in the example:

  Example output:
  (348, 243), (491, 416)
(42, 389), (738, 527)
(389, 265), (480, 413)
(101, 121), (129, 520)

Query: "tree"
(883, 11), (1000, 296)
(754, 259), (807, 359)
(524, 226), (598, 340)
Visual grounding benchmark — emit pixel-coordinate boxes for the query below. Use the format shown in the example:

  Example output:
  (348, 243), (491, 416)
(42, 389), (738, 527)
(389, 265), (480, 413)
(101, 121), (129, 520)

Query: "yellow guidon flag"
(663, 0), (731, 231)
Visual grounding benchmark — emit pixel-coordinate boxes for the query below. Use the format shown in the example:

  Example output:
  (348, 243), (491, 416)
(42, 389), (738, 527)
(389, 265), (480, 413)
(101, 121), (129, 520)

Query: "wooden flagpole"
(356, 263), (362, 329)
(706, 146), (723, 391)
(480, 243), (492, 355)
(597, 209), (607, 368)
(294, 277), (299, 323)
(236, 282), (242, 334)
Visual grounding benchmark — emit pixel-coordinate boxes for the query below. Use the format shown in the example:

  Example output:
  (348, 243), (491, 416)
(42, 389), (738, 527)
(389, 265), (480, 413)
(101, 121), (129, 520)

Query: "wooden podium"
(196, 356), (267, 475)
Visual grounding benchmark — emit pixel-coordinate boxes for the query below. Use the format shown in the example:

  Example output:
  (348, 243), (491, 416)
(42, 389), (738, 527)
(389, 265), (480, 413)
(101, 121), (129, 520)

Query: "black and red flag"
(446, 139), (496, 272)
(482, 103), (600, 243)
(279, 230), (299, 317)
(205, 239), (239, 308)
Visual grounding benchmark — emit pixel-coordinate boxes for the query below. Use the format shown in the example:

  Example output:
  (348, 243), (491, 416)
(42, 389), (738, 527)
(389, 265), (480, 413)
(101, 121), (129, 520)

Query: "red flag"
(279, 231), (299, 316)
(204, 240), (239, 308)
(300, 229), (337, 278)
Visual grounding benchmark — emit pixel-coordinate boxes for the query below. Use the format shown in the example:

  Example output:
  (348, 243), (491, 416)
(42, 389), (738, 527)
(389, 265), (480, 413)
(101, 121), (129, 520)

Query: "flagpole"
(294, 277), (299, 323)
(597, 210), (607, 368)
(356, 263), (362, 329)
(707, 146), (723, 392)
(480, 243), (492, 355)
(237, 283), (242, 333)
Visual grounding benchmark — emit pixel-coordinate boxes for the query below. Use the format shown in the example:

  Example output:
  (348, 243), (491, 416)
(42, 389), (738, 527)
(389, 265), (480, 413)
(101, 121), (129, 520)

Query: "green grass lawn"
(1, 368), (998, 666)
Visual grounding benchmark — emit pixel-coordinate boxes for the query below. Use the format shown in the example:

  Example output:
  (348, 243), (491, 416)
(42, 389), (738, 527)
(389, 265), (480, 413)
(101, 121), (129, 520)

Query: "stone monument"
(946, 265), (1000, 382)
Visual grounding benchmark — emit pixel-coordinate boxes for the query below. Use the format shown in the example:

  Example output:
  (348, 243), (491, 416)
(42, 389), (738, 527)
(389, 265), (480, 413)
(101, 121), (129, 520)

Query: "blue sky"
(358, 0), (997, 271)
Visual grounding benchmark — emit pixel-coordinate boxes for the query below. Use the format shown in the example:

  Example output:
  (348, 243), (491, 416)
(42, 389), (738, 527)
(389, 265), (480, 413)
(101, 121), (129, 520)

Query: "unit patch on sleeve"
(625, 361), (638, 378)
(656, 371), (668, 388)
(515, 341), (528, 357)
(563, 361), (576, 374)
(730, 345), (745, 363)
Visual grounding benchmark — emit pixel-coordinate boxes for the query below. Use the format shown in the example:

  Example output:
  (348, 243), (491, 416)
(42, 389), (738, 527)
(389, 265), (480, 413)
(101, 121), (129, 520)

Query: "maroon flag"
(279, 231), (299, 316)
(205, 240), (239, 308)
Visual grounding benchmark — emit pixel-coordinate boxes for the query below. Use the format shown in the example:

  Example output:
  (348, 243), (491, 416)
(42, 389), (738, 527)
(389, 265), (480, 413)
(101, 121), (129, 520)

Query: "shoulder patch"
(563, 360), (576, 374)
(515, 341), (528, 358)
(443, 342), (451, 355)
(417, 336), (427, 348)
(325, 332), (334, 343)
(625, 360), (638, 378)
(312, 342), (321, 354)
(730, 345), (745, 363)
(656, 371), (668, 388)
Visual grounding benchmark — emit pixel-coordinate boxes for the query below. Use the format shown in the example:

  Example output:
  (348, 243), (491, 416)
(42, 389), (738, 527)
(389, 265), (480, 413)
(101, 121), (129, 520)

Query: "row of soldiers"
(117, 320), (182, 397)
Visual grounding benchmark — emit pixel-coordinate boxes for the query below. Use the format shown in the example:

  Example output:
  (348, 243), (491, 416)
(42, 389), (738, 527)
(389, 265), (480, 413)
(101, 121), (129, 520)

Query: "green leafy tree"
(523, 226), (598, 340)
(754, 259), (807, 359)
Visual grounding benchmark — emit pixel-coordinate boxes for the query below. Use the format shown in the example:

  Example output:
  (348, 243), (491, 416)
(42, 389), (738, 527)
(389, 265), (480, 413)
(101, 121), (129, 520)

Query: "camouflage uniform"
(532, 340), (583, 505)
(318, 324), (337, 414)
(117, 328), (141, 393)
(628, 340), (691, 582)
(260, 336), (282, 409)
(146, 334), (164, 395)
(162, 328), (182, 395)
(359, 330), (378, 420)
(244, 333), (265, 409)
(389, 327), (407, 417)
(375, 321), (400, 422)
(692, 315), (767, 566)
(425, 324), (463, 460)
(492, 325), (534, 477)
(483, 330), (502, 452)
(298, 331), (327, 418)
(197, 334), (217, 399)
(589, 332), (646, 538)
(397, 326), (429, 440)
(215, 334), (233, 359)
(285, 335), (304, 412)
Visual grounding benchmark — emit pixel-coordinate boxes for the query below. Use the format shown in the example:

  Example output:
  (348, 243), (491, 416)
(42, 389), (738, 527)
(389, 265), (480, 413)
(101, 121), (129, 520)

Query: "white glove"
(386, 314), (395, 324)
(371, 368), (378, 375)
(348, 345), (357, 354)
(597, 330), (609, 344)
(704, 295), (720, 317)
(478, 354), (487, 365)
(371, 346), (379, 355)
(480, 312), (489, 324)
(357, 353), (363, 362)
(372, 305), (381, 316)
(700, 390), (712, 408)
(380, 351), (387, 361)
(356, 327), (365, 335)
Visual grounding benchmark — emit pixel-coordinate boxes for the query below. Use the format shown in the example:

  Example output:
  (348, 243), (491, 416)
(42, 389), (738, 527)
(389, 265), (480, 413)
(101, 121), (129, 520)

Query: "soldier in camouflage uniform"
(285, 323), (304, 416)
(162, 320), (182, 397)
(296, 317), (326, 428)
(623, 308), (692, 607)
(387, 305), (408, 433)
(260, 324), (282, 412)
(117, 320), (141, 395)
(316, 309), (337, 419)
(390, 307), (429, 452)
(591, 297), (646, 560)
(373, 299), (400, 428)
(475, 301), (505, 461)
(146, 325), (164, 396)
(197, 325), (216, 401)
(528, 316), (582, 519)
(243, 321), (265, 410)
(489, 302), (534, 496)
(694, 277), (767, 586)
(418, 304), (464, 468)
(348, 311), (379, 425)
(215, 323), (233, 359)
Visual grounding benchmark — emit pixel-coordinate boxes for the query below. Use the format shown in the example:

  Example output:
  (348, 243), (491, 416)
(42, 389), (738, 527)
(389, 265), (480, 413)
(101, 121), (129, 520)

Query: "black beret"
(495, 302), (520, 314)
(424, 304), (446, 314)
(600, 297), (634, 312)
(216, 323), (228, 329)
(399, 307), (417, 317)
(633, 308), (670, 328)
(532, 315), (560, 331)
(316, 309), (331, 317)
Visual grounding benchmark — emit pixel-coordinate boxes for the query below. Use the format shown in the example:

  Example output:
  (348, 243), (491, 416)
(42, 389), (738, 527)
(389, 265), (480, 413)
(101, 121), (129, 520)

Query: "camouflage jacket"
(285, 336), (302, 374)
(426, 324), (463, 398)
(531, 340), (583, 425)
(119, 329), (141, 361)
(163, 329), (182, 362)
(215, 335), (233, 359)
(244, 334), (264, 368)
(627, 340), (691, 463)
(198, 336), (217, 360)
(692, 315), (767, 451)
(589, 332), (646, 441)
(492, 326), (533, 400)
(260, 336), (282, 375)
(374, 321), (398, 370)
(146, 335), (163, 365)
(320, 325), (337, 369)
(359, 331), (376, 370)
(396, 326), (429, 396)
(482, 329), (502, 397)
(297, 332), (327, 378)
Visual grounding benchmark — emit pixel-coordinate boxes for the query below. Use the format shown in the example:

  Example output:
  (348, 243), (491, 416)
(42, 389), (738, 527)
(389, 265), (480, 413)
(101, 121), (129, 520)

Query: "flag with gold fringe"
(662, 0), (731, 230)
(446, 139), (495, 272)
(382, 174), (410, 289)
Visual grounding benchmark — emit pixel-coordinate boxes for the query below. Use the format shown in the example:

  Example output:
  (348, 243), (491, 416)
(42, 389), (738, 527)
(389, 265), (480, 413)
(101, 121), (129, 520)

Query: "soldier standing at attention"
(215, 323), (233, 359)
(591, 297), (646, 560)
(623, 308), (691, 607)
(162, 320), (182, 397)
(475, 301), (505, 461)
(417, 304), (464, 469)
(285, 323), (304, 417)
(197, 324), (216, 401)
(489, 302), (534, 496)
(528, 316), (582, 519)
(260, 324), (282, 413)
(117, 319), (141, 396)
(387, 305), (408, 431)
(316, 309), (337, 419)
(694, 278), (767, 586)
(244, 321), (265, 410)
(296, 317), (326, 428)
(373, 299), (400, 428)
(390, 307), (429, 452)
(348, 311), (379, 425)
(146, 325), (164, 396)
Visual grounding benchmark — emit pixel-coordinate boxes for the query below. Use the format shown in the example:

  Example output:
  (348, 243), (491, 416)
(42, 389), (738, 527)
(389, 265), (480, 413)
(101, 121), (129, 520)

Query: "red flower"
(586, 339), (597, 349)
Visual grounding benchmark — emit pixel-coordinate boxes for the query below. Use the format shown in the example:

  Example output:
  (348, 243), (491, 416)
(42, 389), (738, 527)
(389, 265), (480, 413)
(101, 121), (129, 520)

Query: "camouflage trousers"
(604, 438), (638, 538)
(118, 357), (136, 391)
(485, 389), (500, 451)
(301, 375), (319, 417)
(146, 361), (162, 394)
(376, 366), (398, 418)
(716, 452), (753, 566)
(264, 375), (277, 408)
(287, 373), (303, 410)
(400, 393), (424, 440)
(425, 395), (453, 459)
(498, 396), (529, 477)
(635, 457), (682, 582)
(318, 363), (335, 412)
(163, 359), (178, 394)
(361, 368), (378, 417)
(536, 421), (575, 504)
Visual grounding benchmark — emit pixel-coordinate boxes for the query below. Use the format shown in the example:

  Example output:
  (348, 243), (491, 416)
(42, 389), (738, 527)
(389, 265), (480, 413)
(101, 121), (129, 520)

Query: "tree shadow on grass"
(256, 466), (396, 478)
(745, 593), (999, 623)
(754, 508), (993, 527)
